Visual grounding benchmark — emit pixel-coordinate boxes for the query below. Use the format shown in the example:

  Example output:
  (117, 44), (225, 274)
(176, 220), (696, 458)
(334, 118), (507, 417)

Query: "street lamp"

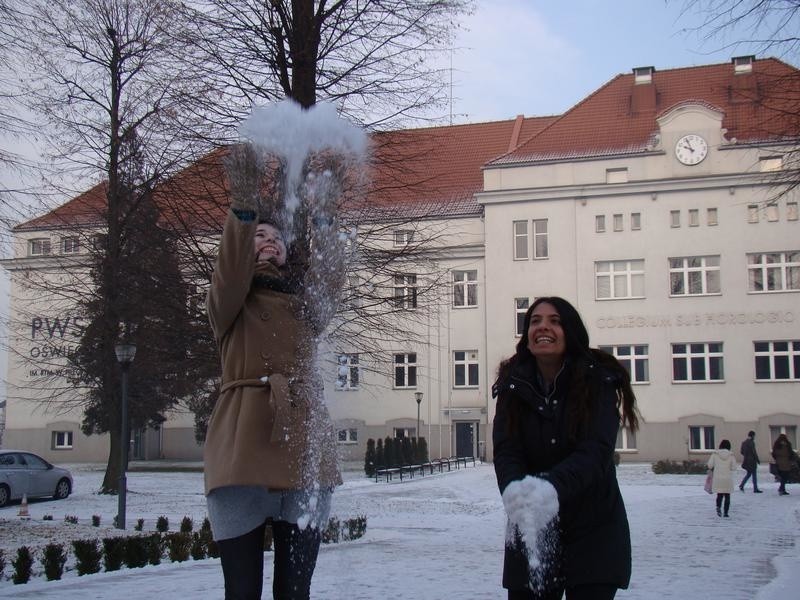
(114, 341), (136, 529)
(415, 391), (423, 440)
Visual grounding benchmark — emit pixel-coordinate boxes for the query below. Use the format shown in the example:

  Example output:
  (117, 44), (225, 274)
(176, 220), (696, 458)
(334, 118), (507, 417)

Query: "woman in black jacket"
(493, 296), (639, 600)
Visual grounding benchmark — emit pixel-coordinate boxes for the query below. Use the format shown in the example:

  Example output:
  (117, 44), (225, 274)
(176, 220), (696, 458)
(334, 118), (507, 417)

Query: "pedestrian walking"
(771, 434), (795, 496)
(738, 431), (762, 493)
(707, 439), (737, 517)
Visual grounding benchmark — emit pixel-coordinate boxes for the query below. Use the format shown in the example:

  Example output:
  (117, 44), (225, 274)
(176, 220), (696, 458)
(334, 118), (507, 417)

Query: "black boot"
(272, 520), (322, 600)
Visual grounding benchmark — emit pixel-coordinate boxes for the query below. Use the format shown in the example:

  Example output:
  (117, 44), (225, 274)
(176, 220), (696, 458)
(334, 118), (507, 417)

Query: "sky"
(0, 462), (799, 598)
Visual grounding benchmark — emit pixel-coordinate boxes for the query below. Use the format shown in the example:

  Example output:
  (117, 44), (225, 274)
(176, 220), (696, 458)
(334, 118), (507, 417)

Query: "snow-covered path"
(0, 463), (798, 599)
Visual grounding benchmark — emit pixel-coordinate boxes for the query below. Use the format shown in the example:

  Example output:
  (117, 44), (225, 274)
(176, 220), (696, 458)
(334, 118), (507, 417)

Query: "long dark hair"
(497, 296), (639, 439)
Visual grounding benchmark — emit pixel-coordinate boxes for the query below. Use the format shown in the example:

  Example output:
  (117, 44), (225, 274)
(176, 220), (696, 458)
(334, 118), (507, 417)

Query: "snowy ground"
(0, 462), (798, 599)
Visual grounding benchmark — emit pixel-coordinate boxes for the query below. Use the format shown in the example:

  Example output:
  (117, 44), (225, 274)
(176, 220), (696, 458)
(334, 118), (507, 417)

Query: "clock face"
(675, 134), (708, 165)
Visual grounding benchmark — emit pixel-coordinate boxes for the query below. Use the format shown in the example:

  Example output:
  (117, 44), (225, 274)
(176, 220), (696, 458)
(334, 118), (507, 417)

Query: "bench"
(374, 456), (477, 483)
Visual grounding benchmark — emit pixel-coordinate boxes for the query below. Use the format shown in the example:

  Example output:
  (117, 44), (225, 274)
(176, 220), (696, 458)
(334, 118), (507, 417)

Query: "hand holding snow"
(502, 476), (559, 569)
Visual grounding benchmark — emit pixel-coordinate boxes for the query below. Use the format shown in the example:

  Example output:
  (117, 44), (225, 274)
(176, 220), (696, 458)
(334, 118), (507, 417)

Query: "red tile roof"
(490, 58), (800, 166)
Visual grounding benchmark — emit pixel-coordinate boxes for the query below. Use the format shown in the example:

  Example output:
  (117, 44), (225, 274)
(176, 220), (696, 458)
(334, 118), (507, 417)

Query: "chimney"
(732, 55), (755, 74)
(631, 66), (656, 113)
(729, 56), (758, 103)
(633, 66), (655, 84)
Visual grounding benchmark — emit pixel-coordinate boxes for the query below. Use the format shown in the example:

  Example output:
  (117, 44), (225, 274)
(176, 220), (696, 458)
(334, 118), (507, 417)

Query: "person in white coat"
(707, 439), (737, 517)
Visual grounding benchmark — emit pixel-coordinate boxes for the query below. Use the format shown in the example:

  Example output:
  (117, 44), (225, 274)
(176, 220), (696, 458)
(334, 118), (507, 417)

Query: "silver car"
(0, 450), (73, 507)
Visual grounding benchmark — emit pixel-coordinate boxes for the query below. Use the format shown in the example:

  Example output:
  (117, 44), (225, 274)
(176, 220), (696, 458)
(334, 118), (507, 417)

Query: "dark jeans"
(508, 584), (618, 600)
(740, 468), (759, 490)
(218, 520), (322, 600)
(716, 493), (731, 516)
(778, 471), (790, 493)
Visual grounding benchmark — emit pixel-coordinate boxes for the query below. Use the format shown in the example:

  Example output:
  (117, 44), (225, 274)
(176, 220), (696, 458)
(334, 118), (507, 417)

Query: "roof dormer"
(633, 66), (655, 84)
(732, 55), (755, 74)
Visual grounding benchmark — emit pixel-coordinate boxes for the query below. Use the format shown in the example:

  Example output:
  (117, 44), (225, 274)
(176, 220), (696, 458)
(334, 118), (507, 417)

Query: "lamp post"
(114, 341), (136, 529)
(415, 391), (423, 440)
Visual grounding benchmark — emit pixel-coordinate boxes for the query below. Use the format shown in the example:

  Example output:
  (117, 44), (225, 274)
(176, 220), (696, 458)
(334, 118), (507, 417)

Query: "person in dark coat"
(738, 431), (762, 493)
(493, 296), (639, 600)
(772, 434), (795, 496)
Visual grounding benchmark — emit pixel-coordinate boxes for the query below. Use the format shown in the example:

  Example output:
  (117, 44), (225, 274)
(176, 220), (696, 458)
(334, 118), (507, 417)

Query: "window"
(616, 427), (637, 451)
(335, 353), (360, 390)
(747, 252), (800, 292)
(669, 256), (721, 296)
(769, 425), (797, 448)
(595, 215), (606, 233)
(748, 205), (759, 223)
(452, 270), (478, 308)
(533, 219), (548, 258)
(613, 214), (623, 232)
(760, 157), (783, 172)
(670, 210), (681, 228)
(61, 237), (80, 254)
(393, 274), (418, 308)
(606, 168), (628, 183)
(599, 344), (649, 383)
(631, 212), (641, 230)
(672, 343), (724, 382)
(707, 208), (718, 226)
(394, 353), (417, 388)
(688, 209), (699, 227)
(52, 431), (73, 450)
(393, 427), (414, 439)
(595, 260), (645, 299)
(788, 202), (798, 221)
(337, 428), (358, 444)
(394, 230), (413, 246)
(513, 220), (528, 260)
(515, 297), (529, 336)
(689, 426), (715, 451)
(754, 341), (800, 381)
(767, 202), (779, 222)
(28, 238), (52, 256)
(453, 351), (479, 387)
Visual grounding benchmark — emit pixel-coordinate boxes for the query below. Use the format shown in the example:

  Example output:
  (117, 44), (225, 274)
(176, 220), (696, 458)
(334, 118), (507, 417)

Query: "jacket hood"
(717, 449), (732, 459)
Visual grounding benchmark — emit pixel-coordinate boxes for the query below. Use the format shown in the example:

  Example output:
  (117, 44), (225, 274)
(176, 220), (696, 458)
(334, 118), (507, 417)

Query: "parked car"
(0, 450), (73, 507)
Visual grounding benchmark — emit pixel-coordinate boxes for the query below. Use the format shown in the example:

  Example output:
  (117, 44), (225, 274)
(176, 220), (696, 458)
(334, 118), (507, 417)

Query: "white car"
(0, 450), (73, 507)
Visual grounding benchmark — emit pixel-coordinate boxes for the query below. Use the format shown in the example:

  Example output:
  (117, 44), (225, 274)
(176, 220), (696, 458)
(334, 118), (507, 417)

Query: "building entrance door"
(455, 421), (477, 457)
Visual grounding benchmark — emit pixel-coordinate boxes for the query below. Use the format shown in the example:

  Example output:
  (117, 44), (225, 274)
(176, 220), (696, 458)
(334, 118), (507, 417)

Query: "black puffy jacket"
(492, 357), (631, 591)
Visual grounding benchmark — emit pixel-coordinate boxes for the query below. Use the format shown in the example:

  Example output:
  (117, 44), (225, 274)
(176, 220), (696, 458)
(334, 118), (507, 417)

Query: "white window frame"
(337, 428), (358, 444)
(335, 353), (360, 390)
(748, 204), (759, 223)
(688, 209), (699, 227)
(787, 202), (798, 221)
(672, 342), (724, 382)
(595, 215), (606, 233)
(453, 350), (479, 388)
(630, 212), (641, 230)
(616, 426), (637, 451)
(747, 251), (800, 293)
(670, 210), (681, 228)
(52, 430), (73, 450)
(533, 219), (548, 259)
(393, 353), (417, 389)
(452, 270), (478, 308)
(393, 273), (418, 308)
(393, 427), (415, 439)
(766, 202), (779, 222)
(754, 341), (800, 381)
(760, 156), (783, 172)
(669, 255), (721, 296)
(513, 220), (529, 260)
(515, 297), (529, 337)
(599, 344), (649, 383)
(613, 214), (623, 232)
(595, 259), (645, 300)
(707, 207), (718, 226)
(769, 425), (797, 448)
(394, 230), (413, 246)
(29, 238), (52, 256)
(606, 168), (628, 183)
(61, 236), (80, 254)
(689, 425), (716, 451)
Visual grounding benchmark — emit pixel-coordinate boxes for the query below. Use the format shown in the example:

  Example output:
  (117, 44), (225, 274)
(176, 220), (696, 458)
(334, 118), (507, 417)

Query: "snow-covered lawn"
(0, 462), (798, 599)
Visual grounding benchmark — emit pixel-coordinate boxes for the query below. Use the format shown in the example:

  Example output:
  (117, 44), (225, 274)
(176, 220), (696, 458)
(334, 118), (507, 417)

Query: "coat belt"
(219, 374), (293, 443)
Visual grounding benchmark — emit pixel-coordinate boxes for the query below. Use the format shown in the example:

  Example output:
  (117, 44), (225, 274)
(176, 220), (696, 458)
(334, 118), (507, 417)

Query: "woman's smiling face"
(527, 302), (566, 362)
(254, 223), (287, 266)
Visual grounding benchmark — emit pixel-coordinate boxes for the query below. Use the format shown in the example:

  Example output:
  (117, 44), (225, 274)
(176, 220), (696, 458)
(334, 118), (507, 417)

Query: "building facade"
(2, 56), (799, 466)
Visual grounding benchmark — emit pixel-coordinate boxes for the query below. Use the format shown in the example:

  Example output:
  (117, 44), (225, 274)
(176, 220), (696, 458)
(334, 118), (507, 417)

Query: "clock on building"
(674, 134), (708, 165)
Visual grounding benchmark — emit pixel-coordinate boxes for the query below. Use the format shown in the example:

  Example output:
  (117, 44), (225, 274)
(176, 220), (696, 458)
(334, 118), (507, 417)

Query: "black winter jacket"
(492, 357), (631, 592)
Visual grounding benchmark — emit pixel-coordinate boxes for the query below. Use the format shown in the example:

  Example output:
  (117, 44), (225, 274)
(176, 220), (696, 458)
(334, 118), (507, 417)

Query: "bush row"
(0, 515), (367, 584)
(364, 437), (429, 476)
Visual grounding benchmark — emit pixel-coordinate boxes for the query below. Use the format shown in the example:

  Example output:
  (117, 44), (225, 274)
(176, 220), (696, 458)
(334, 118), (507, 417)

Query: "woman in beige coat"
(707, 439), (737, 518)
(204, 144), (345, 600)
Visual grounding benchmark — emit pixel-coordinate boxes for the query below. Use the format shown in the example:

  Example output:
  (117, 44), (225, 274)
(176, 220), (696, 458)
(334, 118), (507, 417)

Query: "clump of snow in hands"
(501, 475), (559, 569)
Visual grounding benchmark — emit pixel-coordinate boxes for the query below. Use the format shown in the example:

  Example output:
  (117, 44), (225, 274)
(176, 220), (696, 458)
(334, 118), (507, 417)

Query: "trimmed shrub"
(322, 517), (340, 544)
(72, 539), (102, 575)
(102, 537), (126, 572)
(42, 514), (53, 521)
(364, 438), (376, 477)
(190, 532), (206, 560)
(146, 534), (163, 565)
(42, 543), (67, 581)
(417, 437), (429, 464)
(0, 549), (5, 579)
(401, 436), (413, 465)
(383, 436), (395, 468)
(11, 546), (33, 584)
(343, 515), (367, 541)
(375, 438), (384, 470)
(134, 518), (145, 531)
(166, 532), (192, 562)
(124, 536), (149, 568)
(207, 539), (220, 559)
(180, 516), (193, 533)
(156, 515), (169, 532)
(200, 518), (220, 558)
(393, 438), (403, 467)
(92, 515), (101, 527)
(64, 515), (79, 524)
(651, 459), (707, 474)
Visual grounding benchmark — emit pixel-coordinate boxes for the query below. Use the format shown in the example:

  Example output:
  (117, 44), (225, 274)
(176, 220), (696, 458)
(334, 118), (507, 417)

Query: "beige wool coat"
(707, 449), (737, 493)
(203, 210), (342, 494)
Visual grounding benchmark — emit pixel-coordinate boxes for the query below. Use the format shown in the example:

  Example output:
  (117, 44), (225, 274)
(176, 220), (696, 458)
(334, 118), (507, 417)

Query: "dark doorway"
(455, 422), (477, 457)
